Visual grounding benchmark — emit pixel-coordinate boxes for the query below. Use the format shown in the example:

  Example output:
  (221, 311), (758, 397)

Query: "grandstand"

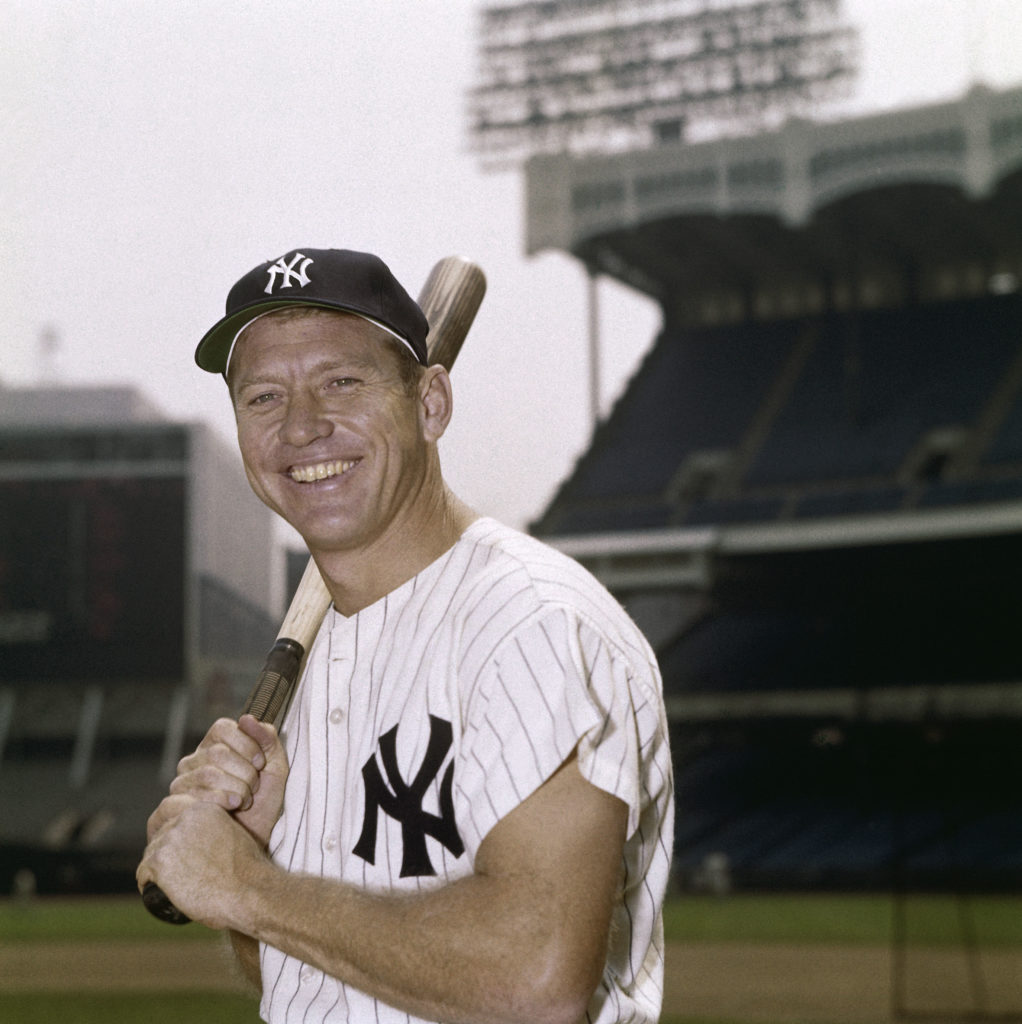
(524, 80), (1022, 893)
(0, 386), (279, 893)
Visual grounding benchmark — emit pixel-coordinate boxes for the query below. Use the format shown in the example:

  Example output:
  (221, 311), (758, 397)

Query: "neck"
(310, 485), (478, 617)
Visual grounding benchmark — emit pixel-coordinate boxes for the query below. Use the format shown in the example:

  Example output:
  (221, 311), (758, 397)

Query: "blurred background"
(2, 1), (1022, 1021)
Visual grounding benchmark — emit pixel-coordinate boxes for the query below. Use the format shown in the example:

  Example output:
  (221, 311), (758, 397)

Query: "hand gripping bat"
(142, 255), (487, 924)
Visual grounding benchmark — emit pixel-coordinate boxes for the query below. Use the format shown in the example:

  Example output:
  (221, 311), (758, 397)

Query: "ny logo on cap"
(264, 252), (314, 295)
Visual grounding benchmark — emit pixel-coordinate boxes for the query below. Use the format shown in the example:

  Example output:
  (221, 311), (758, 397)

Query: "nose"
(279, 391), (333, 448)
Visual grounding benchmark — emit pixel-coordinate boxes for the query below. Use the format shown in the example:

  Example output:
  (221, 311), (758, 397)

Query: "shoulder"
(456, 517), (613, 613)
(453, 518), (656, 670)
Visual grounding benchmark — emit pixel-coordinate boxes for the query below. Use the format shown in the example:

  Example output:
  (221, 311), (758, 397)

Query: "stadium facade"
(526, 82), (1022, 893)
(0, 385), (279, 892)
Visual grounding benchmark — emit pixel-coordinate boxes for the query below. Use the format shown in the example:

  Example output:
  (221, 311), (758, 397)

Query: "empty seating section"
(683, 494), (787, 525)
(538, 292), (1022, 533)
(558, 318), (798, 501)
(747, 297), (1019, 486)
(531, 293), (1022, 889)
(0, 757), (163, 848)
(0, 681), (185, 892)
(673, 726), (1022, 886)
(984, 358), (1022, 464)
(791, 485), (904, 518)
(659, 608), (840, 691)
(548, 496), (674, 534)
(0, 762), (74, 844)
(918, 475), (1022, 507)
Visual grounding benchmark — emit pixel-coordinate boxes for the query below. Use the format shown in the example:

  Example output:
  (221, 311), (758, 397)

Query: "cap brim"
(195, 298), (423, 374)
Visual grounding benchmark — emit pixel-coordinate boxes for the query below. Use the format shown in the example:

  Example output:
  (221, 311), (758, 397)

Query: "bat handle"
(142, 637), (306, 926)
(242, 638), (304, 721)
(142, 881), (191, 925)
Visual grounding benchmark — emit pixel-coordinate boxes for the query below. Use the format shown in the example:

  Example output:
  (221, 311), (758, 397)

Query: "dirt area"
(0, 938), (251, 995)
(2, 939), (1020, 1022)
(664, 942), (1022, 1023)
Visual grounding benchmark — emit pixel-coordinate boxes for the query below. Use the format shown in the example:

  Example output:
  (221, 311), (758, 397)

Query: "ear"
(418, 365), (454, 443)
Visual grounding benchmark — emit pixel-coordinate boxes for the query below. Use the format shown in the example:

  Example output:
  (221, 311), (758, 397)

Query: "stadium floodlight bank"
(468, 0), (860, 167)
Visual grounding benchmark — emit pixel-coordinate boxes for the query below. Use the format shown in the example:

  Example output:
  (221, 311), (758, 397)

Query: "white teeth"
(289, 460), (357, 483)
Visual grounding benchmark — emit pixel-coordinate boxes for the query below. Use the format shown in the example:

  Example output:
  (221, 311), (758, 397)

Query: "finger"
(198, 717), (269, 770)
(169, 761), (258, 812)
(177, 747), (259, 786)
(174, 720), (269, 805)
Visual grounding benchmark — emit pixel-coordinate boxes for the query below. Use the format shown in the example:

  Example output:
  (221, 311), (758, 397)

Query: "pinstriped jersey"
(260, 517), (674, 1024)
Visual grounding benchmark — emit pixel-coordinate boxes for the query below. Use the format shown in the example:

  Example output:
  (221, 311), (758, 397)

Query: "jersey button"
(324, 834), (338, 851)
(329, 707), (343, 724)
(300, 966), (316, 984)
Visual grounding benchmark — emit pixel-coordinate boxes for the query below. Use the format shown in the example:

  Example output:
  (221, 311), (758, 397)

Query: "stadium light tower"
(467, 0), (859, 427)
(468, 0), (860, 168)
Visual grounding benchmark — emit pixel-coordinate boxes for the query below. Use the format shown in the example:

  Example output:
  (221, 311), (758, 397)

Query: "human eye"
(239, 388), (281, 410)
(325, 376), (361, 392)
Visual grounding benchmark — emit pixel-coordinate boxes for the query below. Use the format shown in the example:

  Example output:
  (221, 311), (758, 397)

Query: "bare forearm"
(231, 857), (598, 1024)
(151, 754), (624, 1024)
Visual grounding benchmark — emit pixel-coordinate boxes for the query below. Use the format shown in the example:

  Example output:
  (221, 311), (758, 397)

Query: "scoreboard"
(0, 427), (187, 682)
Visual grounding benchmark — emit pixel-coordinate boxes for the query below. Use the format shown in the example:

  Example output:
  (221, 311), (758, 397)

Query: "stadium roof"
(526, 83), (1022, 317)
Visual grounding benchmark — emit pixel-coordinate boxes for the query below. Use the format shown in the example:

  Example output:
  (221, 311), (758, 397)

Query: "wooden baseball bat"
(143, 255), (486, 924)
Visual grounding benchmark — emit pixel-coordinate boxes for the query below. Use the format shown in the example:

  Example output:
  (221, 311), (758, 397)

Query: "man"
(138, 248), (674, 1024)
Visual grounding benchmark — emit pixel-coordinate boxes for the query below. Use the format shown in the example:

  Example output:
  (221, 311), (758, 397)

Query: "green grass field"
(0, 994), (772, 1024)
(1, 892), (1019, 1024)
(0, 992), (260, 1024)
(3, 891), (1019, 946)
(662, 891), (1022, 947)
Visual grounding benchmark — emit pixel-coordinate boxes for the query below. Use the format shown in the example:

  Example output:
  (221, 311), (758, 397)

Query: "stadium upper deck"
(520, 84), (1022, 890)
(528, 83), (1022, 558)
(525, 83), (1022, 320)
(527, 83), (1022, 720)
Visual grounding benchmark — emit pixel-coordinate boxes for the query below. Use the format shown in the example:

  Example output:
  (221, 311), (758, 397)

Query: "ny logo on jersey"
(264, 252), (313, 294)
(354, 715), (465, 877)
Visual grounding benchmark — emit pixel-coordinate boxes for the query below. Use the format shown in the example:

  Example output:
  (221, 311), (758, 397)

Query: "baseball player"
(138, 248), (674, 1024)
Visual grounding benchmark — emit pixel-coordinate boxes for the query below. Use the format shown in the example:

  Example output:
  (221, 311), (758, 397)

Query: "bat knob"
(142, 881), (192, 925)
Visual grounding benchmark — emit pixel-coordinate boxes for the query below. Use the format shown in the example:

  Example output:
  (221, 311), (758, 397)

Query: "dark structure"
(0, 386), (279, 893)
(522, 81), (1022, 895)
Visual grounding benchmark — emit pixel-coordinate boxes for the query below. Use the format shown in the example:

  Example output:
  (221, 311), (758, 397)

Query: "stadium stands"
(0, 680), (175, 893)
(672, 722), (1022, 890)
(548, 303), (1022, 888)
(529, 84), (1022, 891)
(0, 390), (280, 894)
(534, 291), (1022, 537)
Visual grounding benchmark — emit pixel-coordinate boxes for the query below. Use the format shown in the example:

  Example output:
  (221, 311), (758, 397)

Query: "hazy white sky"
(4, 0), (1022, 533)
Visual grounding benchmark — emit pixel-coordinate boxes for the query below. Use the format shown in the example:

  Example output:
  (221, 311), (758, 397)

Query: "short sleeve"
(454, 607), (660, 854)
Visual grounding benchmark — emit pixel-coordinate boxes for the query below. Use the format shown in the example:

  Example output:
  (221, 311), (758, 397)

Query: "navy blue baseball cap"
(195, 248), (430, 374)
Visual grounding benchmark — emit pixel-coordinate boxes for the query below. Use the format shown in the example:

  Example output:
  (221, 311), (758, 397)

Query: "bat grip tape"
(243, 637), (305, 722)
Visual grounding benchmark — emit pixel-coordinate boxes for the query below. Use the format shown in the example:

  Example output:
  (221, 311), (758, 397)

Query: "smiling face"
(228, 308), (450, 562)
